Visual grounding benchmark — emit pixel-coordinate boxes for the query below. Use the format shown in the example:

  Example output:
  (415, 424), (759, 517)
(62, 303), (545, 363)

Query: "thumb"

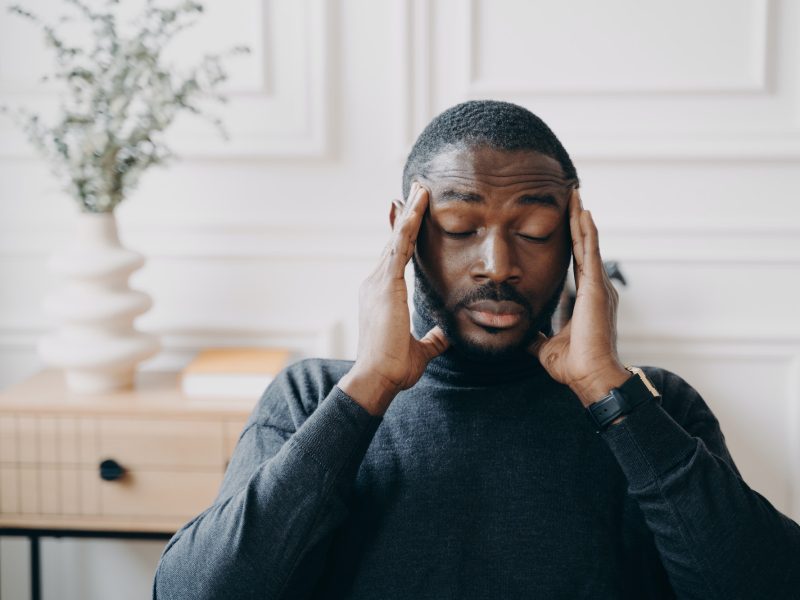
(417, 325), (450, 362)
(527, 331), (549, 359)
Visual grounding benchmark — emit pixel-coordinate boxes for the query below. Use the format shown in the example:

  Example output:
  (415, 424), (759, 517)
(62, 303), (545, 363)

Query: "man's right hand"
(339, 182), (450, 416)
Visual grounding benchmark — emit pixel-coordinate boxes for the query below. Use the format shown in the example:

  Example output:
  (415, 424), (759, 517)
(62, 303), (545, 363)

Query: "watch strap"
(586, 367), (660, 432)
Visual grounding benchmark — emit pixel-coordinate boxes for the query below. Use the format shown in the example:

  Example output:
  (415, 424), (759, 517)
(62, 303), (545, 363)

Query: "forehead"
(424, 145), (569, 190)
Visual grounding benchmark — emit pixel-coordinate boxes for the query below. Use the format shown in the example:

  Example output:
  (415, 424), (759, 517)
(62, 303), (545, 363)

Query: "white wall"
(1, 0), (799, 598)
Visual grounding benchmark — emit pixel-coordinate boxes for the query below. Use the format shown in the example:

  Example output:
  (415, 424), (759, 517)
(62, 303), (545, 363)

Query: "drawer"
(97, 417), (224, 468)
(100, 469), (223, 518)
(7, 414), (240, 469)
(0, 412), (248, 526)
(0, 466), (17, 513)
(3, 463), (224, 521)
(0, 416), (17, 462)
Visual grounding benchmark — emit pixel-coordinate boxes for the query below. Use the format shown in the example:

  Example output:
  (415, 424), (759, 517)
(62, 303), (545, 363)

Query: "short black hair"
(402, 99), (578, 199)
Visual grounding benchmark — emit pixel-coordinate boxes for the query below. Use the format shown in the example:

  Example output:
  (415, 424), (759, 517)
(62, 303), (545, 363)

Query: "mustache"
(453, 282), (534, 316)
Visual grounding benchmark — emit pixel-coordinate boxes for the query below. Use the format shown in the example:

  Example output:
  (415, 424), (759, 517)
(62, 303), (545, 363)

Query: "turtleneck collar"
(412, 307), (546, 387)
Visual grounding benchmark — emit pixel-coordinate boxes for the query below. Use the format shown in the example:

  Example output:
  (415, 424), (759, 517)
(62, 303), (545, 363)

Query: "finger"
(378, 183), (419, 261)
(406, 180), (420, 204)
(388, 185), (429, 278)
(569, 189), (585, 287)
(526, 331), (549, 358)
(599, 259), (618, 303)
(417, 325), (450, 361)
(392, 185), (426, 258)
(568, 186), (582, 220)
(580, 209), (604, 282)
(378, 205), (404, 265)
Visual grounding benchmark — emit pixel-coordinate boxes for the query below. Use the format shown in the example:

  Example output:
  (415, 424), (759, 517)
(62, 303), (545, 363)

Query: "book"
(180, 347), (293, 399)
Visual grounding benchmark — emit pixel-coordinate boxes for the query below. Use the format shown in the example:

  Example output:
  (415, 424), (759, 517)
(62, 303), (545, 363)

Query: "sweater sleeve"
(600, 368), (800, 600)
(152, 361), (383, 600)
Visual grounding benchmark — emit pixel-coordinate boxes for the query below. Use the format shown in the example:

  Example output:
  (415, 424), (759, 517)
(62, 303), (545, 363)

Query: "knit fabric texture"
(153, 313), (800, 599)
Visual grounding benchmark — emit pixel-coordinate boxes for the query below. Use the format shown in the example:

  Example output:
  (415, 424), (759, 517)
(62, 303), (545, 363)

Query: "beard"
(412, 255), (566, 362)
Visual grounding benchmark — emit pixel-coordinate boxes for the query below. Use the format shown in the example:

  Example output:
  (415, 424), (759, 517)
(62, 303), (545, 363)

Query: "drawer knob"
(99, 458), (126, 481)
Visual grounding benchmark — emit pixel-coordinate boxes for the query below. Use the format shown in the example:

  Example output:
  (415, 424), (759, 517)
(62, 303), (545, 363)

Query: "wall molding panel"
(398, 0), (434, 156)
(619, 338), (800, 519)
(401, 0), (800, 160)
(789, 357), (800, 519)
(0, 0), (332, 158)
(466, 0), (771, 95)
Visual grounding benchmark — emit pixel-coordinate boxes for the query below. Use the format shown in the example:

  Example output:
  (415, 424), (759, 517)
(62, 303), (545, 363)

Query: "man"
(153, 101), (800, 599)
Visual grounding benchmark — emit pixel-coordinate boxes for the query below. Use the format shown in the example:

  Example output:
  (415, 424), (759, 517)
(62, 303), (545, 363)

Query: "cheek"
(531, 223), (572, 282)
(416, 220), (470, 288)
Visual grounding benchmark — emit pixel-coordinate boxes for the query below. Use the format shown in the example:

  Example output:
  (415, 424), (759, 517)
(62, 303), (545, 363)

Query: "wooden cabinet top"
(0, 369), (259, 417)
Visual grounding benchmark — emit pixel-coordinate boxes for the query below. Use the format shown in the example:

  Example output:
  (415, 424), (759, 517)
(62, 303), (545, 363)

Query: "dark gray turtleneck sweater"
(152, 312), (800, 599)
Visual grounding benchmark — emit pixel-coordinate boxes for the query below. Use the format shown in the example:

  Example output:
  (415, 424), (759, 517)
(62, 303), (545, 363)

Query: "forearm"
(602, 399), (800, 599)
(152, 386), (382, 600)
(339, 369), (399, 416)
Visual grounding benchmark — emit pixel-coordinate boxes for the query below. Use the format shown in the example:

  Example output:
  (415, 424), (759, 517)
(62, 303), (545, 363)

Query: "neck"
(412, 307), (545, 386)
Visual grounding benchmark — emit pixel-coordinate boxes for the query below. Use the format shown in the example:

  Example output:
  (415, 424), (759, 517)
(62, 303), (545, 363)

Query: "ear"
(389, 199), (404, 230)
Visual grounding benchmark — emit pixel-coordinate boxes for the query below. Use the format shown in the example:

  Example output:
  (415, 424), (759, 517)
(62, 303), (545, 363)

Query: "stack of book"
(180, 347), (293, 399)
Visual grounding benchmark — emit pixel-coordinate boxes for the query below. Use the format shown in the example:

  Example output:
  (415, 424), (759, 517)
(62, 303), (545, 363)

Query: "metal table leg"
(30, 535), (40, 600)
(0, 528), (172, 600)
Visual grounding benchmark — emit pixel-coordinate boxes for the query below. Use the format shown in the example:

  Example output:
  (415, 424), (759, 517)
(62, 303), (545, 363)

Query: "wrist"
(571, 364), (632, 408)
(339, 367), (399, 416)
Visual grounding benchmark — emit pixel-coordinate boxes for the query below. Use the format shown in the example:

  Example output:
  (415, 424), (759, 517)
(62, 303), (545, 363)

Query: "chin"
(453, 323), (532, 361)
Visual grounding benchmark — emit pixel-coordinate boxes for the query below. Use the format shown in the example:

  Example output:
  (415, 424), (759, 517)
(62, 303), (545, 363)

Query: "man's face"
(405, 145), (574, 360)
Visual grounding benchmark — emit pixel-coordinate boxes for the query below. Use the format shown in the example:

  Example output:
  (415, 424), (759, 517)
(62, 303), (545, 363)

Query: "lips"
(464, 300), (525, 329)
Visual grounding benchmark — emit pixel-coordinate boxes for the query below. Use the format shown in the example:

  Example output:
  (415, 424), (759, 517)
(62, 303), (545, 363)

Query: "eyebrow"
(436, 189), (560, 208)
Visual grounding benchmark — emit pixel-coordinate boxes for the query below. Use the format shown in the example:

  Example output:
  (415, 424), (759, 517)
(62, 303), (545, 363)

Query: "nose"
(469, 229), (522, 284)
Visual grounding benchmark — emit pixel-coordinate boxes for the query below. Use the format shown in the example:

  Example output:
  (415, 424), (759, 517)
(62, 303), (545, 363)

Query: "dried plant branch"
(1, 1), (249, 213)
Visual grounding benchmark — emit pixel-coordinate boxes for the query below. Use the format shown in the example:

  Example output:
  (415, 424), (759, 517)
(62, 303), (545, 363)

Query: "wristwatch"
(586, 366), (661, 432)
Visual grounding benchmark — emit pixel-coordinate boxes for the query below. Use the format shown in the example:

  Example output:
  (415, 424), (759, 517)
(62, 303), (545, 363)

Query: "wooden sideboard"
(0, 369), (255, 534)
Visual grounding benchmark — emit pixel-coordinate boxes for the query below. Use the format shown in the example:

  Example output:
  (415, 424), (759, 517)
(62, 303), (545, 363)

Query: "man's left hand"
(529, 188), (631, 409)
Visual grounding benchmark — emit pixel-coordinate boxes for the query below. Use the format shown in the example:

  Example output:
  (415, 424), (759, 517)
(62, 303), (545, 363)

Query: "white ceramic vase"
(37, 210), (161, 393)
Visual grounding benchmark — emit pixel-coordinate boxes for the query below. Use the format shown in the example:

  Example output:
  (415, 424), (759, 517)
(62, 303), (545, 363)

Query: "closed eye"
(443, 231), (551, 242)
(442, 230), (475, 238)
(518, 234), (551, 243)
